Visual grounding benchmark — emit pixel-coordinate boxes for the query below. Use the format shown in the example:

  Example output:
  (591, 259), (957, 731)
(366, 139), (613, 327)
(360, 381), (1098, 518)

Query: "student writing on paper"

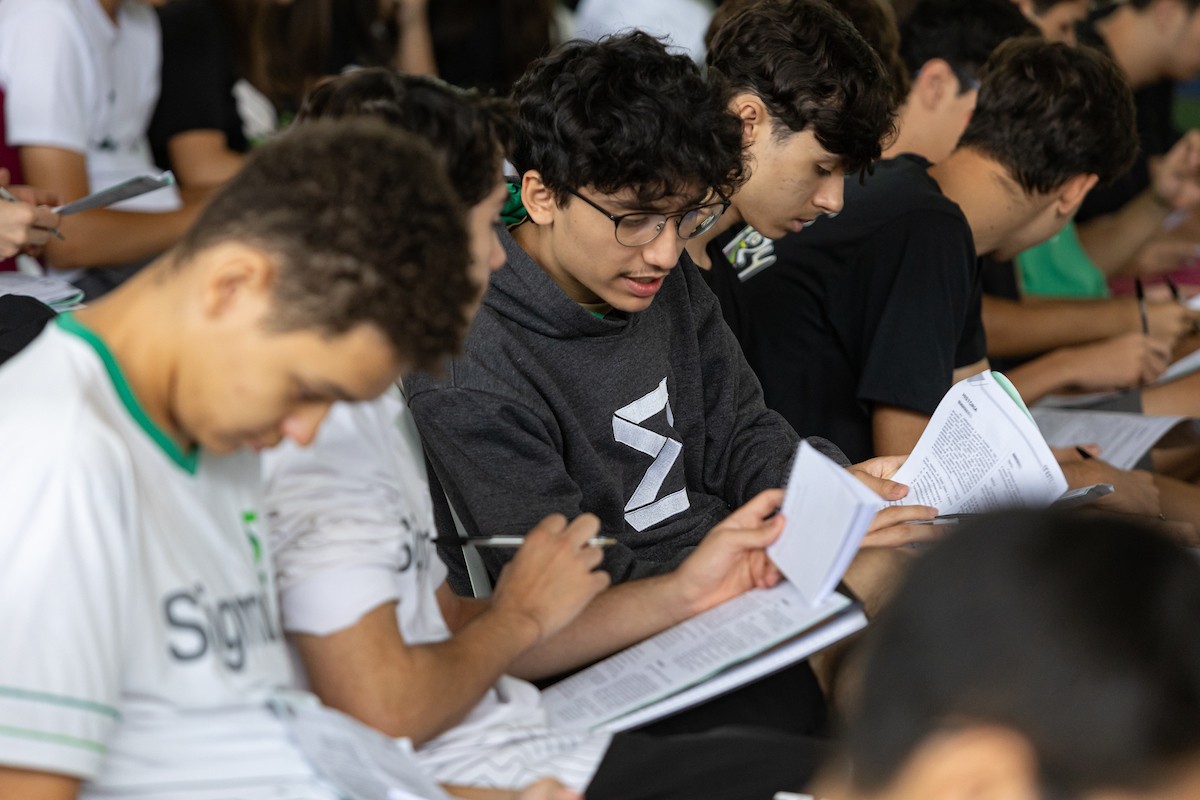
(0, 169), (59, 259)
(265, 69), (832, 800)
(811, 511), (1200, 800)
(0, 120), (575, 800)
(0, 0), (207, 299)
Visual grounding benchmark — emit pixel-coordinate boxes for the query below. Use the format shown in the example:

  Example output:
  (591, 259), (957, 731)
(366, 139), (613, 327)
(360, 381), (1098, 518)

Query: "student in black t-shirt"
(737, 39), (1138, 461)
(687, 0), (898, 346)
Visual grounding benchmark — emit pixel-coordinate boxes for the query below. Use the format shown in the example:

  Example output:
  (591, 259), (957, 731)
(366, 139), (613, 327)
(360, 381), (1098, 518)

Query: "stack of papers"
(0, 273), (83, 311)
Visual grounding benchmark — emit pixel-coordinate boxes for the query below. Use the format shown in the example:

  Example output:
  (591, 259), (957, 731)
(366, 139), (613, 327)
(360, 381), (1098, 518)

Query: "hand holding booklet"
(891, 371), (1068, 516)
(542, 441), (875, 733)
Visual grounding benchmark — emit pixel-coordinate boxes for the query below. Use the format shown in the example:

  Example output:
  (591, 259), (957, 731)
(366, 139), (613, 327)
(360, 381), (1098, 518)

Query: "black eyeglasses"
(565, 188), (730, 247)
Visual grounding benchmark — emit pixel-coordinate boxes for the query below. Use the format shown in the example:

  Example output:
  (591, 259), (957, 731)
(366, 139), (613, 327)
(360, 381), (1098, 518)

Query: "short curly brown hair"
(173, 119), (474, 372)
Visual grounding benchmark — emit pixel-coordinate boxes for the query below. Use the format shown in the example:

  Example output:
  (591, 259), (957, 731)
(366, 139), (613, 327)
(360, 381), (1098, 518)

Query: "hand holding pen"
(0, 182), (62, 258)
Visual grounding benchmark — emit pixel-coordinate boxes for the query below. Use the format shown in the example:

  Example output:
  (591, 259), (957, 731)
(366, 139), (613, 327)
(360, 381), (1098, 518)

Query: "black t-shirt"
(1076, 14), (1181, 222)
(149, 0), (248, 173)
(702, 155), (985, 463)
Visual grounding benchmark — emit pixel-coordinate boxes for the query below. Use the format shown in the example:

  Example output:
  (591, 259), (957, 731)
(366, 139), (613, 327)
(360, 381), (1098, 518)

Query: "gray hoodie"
(406, 228), (847, 585)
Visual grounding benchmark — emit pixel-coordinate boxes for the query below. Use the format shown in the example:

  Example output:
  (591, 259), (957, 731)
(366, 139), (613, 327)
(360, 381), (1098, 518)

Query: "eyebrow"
(611, 190), (716, 214)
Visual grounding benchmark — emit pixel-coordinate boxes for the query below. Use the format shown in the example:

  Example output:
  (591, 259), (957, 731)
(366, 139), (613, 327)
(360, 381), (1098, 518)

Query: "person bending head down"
(704, 0), (898, 240)
(829, 511), (1200, 800)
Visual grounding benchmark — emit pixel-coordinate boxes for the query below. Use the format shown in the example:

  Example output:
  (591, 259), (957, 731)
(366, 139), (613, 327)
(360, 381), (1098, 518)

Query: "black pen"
(1166, 275), (1182, 303)
(1075, 446), (1094, 460)
(1135, 277), (1149, 334)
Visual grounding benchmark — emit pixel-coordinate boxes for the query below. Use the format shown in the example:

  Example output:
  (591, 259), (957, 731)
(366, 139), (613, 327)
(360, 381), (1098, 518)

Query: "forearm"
(395, 4), (437, 75)
(508, 572), (695, 680)
(983, 295), (1136, 358)
(1077, 192), (1171, 277)
(45, 205), (201, 269)
(299, 604), (541, 745)
(1004, 349), (1079, 404)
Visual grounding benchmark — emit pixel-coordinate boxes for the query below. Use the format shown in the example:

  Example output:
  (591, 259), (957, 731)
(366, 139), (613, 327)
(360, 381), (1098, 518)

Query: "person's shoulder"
(0, 0), (81, 39)
(0, 325), (131, 470)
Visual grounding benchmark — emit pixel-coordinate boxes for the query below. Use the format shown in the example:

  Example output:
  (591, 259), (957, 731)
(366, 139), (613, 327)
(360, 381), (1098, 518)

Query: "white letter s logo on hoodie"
(612, 378), (690, 531)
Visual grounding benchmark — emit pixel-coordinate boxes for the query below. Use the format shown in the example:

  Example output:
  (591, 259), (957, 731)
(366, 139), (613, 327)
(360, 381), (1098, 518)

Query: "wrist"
(482, 603), (544, 650)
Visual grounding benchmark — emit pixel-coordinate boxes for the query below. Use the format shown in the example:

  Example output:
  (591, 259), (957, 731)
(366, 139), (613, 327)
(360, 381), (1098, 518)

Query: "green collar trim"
(56, 313), (200, 475)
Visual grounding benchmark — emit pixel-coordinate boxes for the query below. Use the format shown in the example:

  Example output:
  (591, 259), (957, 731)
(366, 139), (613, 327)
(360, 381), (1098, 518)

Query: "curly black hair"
(509, 31), (746, 205)
(174, 120), (474, 372)
(297, 68), (514, 207)
(899, 0), (1037, 85)
(958, 38), (1138, 195)
(706, 0), (897, 176)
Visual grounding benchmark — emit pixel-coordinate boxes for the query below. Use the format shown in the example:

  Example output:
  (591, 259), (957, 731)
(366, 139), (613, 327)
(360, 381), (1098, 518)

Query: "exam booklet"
(543, 441), (875, 733)
(541, 584), (865, 733)
(890, 371), (1068, 514)
(1032, 408), (1200, 470)
(768, 440), (884, 605)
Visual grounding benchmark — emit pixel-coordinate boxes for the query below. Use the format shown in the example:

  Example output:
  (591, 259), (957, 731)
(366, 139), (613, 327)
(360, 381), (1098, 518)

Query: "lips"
(789, 218), (815, 233)
(623, 275), (666, 298)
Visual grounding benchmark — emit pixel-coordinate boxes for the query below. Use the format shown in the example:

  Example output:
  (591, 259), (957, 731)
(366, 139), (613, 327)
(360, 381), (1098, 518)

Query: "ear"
(729, 92), (771, 147)
(198, 242), (278, 322)
(912, 59), (956, 112)
(889, 725), (1040, 800)
(1011, 0), (1037, 21)
(520, 170), (559, 226)
(1055, 173), (1099, 215)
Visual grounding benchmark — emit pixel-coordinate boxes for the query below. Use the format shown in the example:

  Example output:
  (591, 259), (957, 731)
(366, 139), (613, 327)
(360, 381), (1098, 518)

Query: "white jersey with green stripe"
(0, 316), (336, 798)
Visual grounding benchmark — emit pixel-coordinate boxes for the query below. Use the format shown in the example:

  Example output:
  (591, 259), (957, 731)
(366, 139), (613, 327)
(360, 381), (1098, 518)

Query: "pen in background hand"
(1135, 277), (1149, 335)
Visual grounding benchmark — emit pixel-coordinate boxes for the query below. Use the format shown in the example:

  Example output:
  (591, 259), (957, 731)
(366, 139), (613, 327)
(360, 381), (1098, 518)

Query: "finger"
(32, 206), (59, 230)
(854, 454), (907, 478)
(563, 512), (601, 546)
(852, 471), (909, 501)
(524, 513), (568, 543)
(0, 168), (9, 186)
(725, 487), (785, 525)
(869, 503), (937, 530)
(25, 228), (49, 247)
(862, 521), (950, 548)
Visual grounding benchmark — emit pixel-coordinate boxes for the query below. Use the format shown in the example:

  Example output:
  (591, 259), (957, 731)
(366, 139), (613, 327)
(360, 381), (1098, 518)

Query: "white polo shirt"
(0, 0), (180, 213)
(264, 388), (611, 792)
(0, 315), (334, 799)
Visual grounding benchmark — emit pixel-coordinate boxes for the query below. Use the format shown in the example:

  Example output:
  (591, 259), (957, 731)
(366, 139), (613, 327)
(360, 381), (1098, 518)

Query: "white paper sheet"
(890, 372), (1067, 514)
(768, 441), (883, 606)
(271, 692), (450, 800)
(542, 585), (859, 733)
(1032, 408), (1192, 469)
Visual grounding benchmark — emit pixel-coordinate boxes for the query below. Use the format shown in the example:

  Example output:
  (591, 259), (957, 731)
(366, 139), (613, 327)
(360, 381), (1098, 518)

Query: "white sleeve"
(0, 3), (93, 152)
(0, 424), (134, 779)
(264, 397), (437, 637)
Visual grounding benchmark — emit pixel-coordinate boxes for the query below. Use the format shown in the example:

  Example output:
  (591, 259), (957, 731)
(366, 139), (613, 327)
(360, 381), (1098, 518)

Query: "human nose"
(815, 175), (844, 216)
(641, 222), (683, 270)
(280, 403), (331, 447)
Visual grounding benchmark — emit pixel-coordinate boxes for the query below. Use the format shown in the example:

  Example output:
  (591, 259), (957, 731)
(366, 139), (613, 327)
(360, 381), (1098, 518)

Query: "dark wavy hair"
(509, 32), (746, 205)
(846, 511), (1200, 796)
(296, 68), (514, 206)
(174, 120), (474, 371)
(958, 38), (1138, 194)
(708, 0), (909, 108)
(706, 0), (897, 175)
(899, 0), (1038, 85)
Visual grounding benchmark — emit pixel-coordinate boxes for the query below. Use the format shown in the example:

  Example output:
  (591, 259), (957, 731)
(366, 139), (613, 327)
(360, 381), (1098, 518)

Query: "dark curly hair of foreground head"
(958, 38), (1137, 195)
(173, 119), (474, 372)
(706, 0), (897, 176)
(296, 68), (515, 207)
(846, 510), (1200, 797)
(509, 31), (746, 206)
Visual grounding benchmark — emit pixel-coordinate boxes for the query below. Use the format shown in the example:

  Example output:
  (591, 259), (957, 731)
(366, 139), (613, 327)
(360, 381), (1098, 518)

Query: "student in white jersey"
(265, 68), (832, 800)
(0, 120), (587, 800)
